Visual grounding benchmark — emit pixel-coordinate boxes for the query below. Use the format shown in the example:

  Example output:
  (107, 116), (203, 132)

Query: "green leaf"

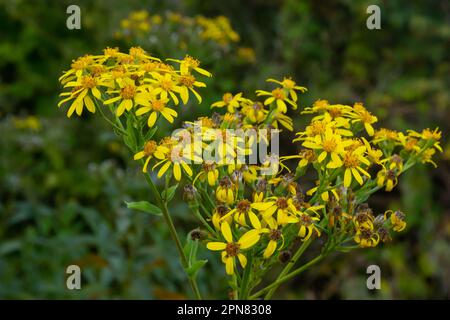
(162, 184), (178, 202)
(123, 116), (137, 150)
(125, 201), (162, 215)
(186, 260), (208, 278)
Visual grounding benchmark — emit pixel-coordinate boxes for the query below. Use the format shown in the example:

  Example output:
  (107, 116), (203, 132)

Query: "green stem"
(143, 173), (202, 300)
(189, 203), (217, 236)
(231, 273), (239, 300)
(239, 253), (253, 300)
(95, 100), (127, 134)
(264, 238), (312, 299)
(250, 254), (325, 300)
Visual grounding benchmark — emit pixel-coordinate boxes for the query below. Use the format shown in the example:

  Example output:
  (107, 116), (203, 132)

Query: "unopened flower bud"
(183, 184), (198, 201)
(190, 228), (207, 241)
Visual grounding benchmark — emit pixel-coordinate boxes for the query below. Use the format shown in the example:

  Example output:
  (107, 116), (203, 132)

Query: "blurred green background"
(0, 0), (449, 299)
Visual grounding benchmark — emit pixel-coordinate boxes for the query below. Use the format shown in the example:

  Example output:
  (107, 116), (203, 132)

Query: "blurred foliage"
(0, 0), (449, 298)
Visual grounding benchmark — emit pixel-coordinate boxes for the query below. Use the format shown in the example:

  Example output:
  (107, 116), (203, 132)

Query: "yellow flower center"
(183, 55), (200, 69)
(313, 99), (329, 111)
(322, 139), (337, 152)
(272, 88), (286, 100)
(199, 117), (215, 128)
(71, 56), (92, 70)
(281, 78), (296, 89)
(81, 76), (96, 89)
(309, 121), (327, 135)
(142, 62), (159, 72)
(356, 107), (373, 123)
(143, 140), (157, 155)
(129, 46), (146, 58)
(328, 107), (342, 118)
(343, 152), (360, 168)
(179, 74), (196, 87)
(160, 78), (174, 91)
(405, 138), (418, 151)
(103, 47), (119, 57)
(223, 93), (233, 103)
(422, 129), (441, 140)
(119, 55), (134, 64)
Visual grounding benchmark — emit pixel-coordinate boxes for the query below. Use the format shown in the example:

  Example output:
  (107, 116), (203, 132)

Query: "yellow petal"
(206, 242), (227, 251)
(103, 96), (121, 105)
(142, 156), (151, 173)
(248, 211), (261, 229)
(91, 87), (101, 100)
(221, 221), (233, 243)
(116, 99), (127, 116)
(263, 240), (277, 259)
(207, 171), (215, 186)
(134, 151), (145, 160)
(136, 106), (151, 116)
(225, 257), (234, 275)
(148, 111), (158, 127)
(180, 86), (189, 104)
(318, 151), (327, 163)
(238, 229), (260, 249)
(181, 162), (193, 177)
(237, 253), (247, 268)
(157, 161), (171, 178)
(173, 163), (181, 181)
(344, 168), (352, 187)
(352, 168), (363, 185)
(84, 95), (96, 113)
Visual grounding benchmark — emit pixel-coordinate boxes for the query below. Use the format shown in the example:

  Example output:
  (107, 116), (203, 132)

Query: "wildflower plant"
(58, 47), (442, 300)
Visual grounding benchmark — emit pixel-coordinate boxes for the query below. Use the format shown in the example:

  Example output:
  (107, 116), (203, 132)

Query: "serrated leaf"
(125, 201), (162, 215)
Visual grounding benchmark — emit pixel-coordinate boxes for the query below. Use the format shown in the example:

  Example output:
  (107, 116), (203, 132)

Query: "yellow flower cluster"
(58, 50), (442, 278)
(58, 47), (210, 121)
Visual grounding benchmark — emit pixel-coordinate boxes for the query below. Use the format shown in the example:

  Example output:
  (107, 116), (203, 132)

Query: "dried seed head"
(377, 227), (391, 243)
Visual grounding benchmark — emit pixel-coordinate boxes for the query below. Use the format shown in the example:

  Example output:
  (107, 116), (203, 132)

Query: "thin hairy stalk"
(189, 203), (218, 236)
